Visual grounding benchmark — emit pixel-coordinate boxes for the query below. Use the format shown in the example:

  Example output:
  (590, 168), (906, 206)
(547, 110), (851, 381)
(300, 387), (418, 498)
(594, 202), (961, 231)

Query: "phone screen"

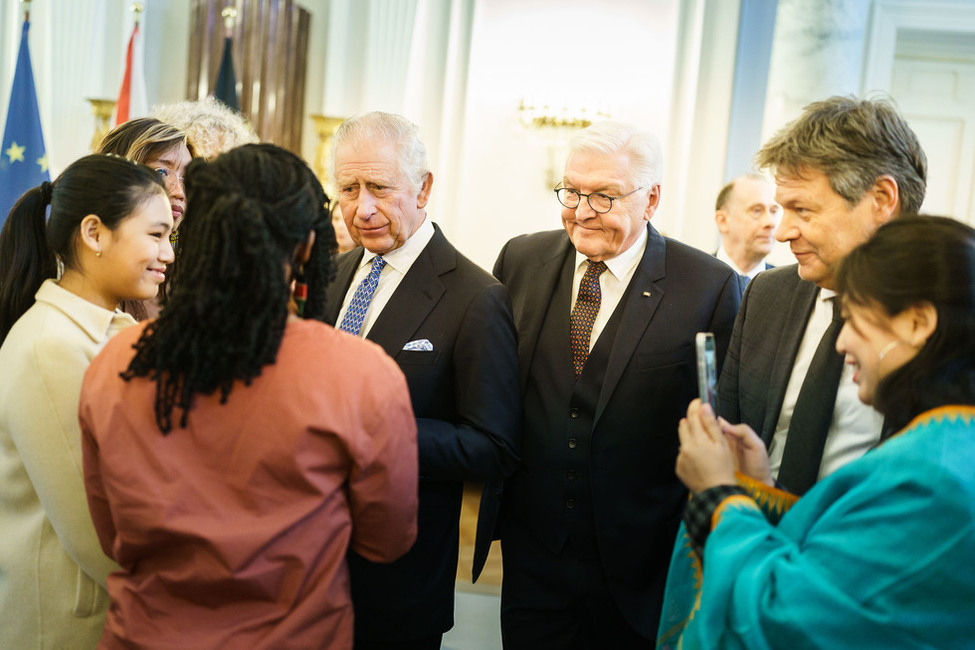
(695, 332), (717, 411)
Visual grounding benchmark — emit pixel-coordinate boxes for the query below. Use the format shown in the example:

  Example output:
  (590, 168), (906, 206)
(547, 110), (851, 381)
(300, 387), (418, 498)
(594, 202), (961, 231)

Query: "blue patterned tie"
(338, 256), (387, 336)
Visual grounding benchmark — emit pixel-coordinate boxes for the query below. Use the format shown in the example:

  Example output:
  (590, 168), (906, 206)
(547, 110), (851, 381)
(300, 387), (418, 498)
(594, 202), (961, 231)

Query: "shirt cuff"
(684, 484), (748, 561)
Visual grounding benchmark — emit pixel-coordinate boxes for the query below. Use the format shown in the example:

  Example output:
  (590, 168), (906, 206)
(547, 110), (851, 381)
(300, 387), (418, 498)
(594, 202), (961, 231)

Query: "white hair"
(568, 120), (663, 189)
(331, 112), (429, 194)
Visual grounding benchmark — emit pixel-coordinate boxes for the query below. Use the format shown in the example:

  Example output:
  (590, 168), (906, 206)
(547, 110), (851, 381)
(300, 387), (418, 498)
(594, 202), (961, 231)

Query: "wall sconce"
(518, 98), (608, 130)
(519, 98), (610, 188)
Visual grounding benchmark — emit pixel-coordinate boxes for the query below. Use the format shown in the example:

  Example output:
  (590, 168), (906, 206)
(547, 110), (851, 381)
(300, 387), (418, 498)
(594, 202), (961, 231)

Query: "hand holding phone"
(695, 332), (717, 412)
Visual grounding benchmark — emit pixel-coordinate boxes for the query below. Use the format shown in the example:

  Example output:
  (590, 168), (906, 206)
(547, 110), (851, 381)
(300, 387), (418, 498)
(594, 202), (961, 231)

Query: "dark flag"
(214, 36), (240, 111)
(0, 19), (50, 225)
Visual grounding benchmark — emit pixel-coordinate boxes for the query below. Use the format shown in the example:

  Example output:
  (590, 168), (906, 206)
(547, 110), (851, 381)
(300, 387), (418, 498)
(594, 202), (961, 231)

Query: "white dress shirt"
(768, 287), (884, 481)
(336, 217), (435, 338)
(571, 226), (648, 352)
(716, 246), (767, 280)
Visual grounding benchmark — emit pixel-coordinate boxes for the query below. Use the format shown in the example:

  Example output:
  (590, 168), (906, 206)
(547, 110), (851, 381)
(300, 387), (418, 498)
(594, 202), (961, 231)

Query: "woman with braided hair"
(0, 154), (173, 649)
(78, 144), (419, 648)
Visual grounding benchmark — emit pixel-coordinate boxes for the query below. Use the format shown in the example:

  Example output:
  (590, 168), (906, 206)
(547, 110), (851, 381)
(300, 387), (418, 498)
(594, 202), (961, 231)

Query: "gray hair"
(755, 95), (927, 214)
(331, 112), (429, 194)
(568, 120), (663, 190)
(150, 97), (258, 160)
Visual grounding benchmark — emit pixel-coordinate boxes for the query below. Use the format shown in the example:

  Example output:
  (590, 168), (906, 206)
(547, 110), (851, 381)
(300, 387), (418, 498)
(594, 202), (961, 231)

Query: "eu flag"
(0, 20), (49, 227)
(213, 36), (240, 112)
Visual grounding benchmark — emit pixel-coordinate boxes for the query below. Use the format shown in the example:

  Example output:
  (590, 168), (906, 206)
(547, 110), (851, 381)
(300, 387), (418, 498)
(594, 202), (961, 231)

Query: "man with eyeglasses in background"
(480, 120), (741, 647)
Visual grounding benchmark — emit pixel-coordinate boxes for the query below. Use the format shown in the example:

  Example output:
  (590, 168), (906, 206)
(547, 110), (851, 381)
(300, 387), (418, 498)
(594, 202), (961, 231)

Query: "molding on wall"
(863, 0), (975, 93)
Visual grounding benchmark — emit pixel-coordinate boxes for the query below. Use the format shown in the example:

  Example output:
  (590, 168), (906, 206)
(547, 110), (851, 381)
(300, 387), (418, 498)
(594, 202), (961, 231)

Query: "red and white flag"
(112, 22), (148, 126)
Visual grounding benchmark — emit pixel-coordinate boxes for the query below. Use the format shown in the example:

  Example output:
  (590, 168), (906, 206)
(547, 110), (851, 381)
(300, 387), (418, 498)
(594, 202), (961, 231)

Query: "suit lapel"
(761, 277), (818, 443)
(514, 237), (575, 392)
(366, 227), (449, 358)
(594, 224), (666, 426)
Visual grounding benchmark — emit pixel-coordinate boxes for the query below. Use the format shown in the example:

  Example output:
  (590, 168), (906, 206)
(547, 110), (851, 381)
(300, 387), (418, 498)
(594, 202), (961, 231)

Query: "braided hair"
(122, 143), (337, 433)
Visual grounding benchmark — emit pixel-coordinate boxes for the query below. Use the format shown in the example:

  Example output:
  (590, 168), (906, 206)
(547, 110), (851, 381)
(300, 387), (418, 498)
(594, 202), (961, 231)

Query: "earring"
(95, 249), (102, 257)
(292, 264), (307, 317)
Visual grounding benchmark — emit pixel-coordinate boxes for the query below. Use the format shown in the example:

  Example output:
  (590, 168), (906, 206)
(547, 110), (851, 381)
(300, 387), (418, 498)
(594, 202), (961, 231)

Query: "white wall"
(4, 0), (974, 272)
(452, 0), (680, 269)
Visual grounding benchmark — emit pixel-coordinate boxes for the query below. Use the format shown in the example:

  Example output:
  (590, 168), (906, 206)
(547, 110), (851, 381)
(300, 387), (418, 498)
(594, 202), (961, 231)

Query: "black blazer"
(485, 223), (741, 638)
(325, 224), (521, 641)
(717, 264), (818, 446)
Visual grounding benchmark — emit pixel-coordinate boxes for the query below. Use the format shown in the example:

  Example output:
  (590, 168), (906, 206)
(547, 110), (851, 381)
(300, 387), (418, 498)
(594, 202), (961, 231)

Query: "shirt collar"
(34, 279), (137, 343)
(359, 216), (435, 275)
(574, 224), (648, 280)
(716, 246), (766, 278)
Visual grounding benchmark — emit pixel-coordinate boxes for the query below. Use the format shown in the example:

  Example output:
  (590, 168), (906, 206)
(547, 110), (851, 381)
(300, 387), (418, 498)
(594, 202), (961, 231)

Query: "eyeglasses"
(555, 186), (644, 214)
(154, 167), (185, 191)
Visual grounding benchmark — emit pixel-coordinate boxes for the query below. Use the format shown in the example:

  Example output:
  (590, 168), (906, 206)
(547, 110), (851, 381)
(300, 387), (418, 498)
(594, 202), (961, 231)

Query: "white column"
(762, 0), (872, 142)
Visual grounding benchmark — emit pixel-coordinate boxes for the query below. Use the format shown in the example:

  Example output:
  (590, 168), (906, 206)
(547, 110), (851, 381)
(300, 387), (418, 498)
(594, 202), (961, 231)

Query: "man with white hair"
(326, 111), (520, 649)
(484, 120), (741, 647)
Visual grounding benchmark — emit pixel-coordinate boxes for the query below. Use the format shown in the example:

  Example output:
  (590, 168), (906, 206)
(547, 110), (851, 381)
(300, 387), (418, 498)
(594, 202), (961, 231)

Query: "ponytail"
(0, 183), (59, 343)
(0, 155), (166, 345)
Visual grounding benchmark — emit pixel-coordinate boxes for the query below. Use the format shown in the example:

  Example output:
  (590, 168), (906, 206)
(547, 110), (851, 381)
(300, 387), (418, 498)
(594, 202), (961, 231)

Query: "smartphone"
(695, 332), (718, 411)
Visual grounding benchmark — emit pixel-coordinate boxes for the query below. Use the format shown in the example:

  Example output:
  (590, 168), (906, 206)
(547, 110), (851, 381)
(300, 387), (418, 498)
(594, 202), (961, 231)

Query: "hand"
(718, 419), (774, 487)
(676, 399), (737, 494)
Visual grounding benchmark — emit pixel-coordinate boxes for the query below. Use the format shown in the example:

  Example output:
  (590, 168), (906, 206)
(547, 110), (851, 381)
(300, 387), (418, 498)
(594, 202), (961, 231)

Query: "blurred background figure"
(0, 154), (172, 649)
(665, 216), (975, 649)
(79, 144), (419, 650)
(97, 117), (195, 319)
(151, 96), (259, 160)
(330, 198), (356, 253)
(713, 173), (780, 284)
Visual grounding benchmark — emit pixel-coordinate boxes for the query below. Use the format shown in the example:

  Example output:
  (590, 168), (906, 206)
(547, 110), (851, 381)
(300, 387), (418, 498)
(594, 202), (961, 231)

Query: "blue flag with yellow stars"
(0, 19), (49, 227)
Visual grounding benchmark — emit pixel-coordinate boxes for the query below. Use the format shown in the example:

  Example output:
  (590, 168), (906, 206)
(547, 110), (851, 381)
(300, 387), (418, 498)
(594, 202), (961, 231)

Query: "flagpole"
(22, 0), (31, 21)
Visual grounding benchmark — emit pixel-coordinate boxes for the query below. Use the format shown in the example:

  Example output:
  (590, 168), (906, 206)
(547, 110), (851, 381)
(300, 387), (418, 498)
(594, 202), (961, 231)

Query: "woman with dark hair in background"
(97, 117), (194, 319)
(661, 216), (975, 649)
(79, 144), (419, 648)
(0, 154), (173, 649)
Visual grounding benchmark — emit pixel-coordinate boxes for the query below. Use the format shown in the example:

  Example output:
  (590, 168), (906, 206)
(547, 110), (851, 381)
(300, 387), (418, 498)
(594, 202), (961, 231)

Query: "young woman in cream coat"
(0, 154), (173, 649)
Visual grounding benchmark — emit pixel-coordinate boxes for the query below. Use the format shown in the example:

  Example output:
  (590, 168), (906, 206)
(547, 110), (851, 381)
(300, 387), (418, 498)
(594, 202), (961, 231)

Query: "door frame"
(862, 0), (975, 93)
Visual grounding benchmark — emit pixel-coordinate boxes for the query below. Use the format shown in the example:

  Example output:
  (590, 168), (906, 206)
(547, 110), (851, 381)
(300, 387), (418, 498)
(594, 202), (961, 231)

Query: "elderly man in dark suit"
(484, 120), (741, 648)
(325, 111), (520, 650)
(718, 96), (927, 495)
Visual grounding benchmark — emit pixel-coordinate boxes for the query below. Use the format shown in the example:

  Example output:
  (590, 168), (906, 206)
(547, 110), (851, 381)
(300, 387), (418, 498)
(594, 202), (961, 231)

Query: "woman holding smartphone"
(663, 216), (975, 649)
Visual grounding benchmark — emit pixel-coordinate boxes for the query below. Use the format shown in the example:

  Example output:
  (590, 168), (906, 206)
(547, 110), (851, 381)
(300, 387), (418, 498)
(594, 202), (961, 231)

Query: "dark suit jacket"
(488, 224), (741, 638)
(325, 224), (520, 641)
(717, 264), (817, 446)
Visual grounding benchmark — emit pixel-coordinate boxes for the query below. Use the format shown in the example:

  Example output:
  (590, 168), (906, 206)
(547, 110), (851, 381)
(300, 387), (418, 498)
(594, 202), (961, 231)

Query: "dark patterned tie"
(338, 256), (386, 336)
(777, 296), (845, 494)
(569, 260), (607, 377)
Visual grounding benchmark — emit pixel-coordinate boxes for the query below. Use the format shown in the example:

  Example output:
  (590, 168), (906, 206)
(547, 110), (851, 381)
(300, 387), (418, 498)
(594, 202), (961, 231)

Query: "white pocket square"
(403, 339), (433, 352)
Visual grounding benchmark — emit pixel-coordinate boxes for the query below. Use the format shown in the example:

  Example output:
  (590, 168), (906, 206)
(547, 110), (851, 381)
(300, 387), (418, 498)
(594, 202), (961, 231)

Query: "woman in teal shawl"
(659, 216), (975, 649)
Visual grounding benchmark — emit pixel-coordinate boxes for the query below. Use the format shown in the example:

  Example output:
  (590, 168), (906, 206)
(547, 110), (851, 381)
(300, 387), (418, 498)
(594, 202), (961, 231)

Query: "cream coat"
(0, 280), (134, 649)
